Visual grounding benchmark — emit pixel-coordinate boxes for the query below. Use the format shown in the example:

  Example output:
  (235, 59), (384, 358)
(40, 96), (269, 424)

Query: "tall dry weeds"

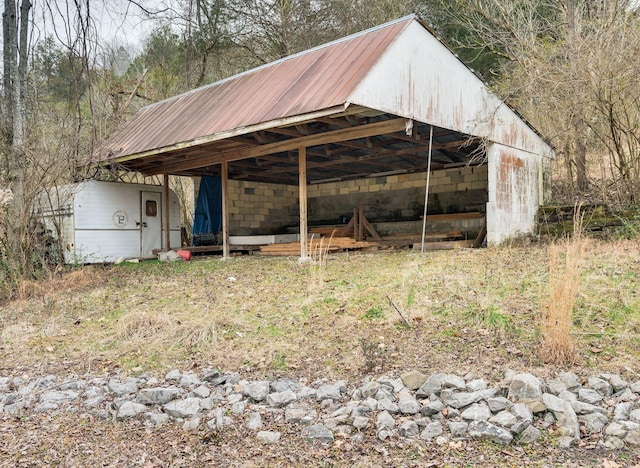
(308, 232), (333, 292)
(540, 214), (587, 364)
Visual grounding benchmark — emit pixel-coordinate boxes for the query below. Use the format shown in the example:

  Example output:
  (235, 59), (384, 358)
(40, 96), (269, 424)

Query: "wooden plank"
(352, 208), (357, 240)
(472, 224), (487, 248)
(413, 239), (474, 251)
(362, 216), (382, 241)
(221, 161), (230, 259)
(144, 118), (407, 175)
(383, 231), (463, 241)
(299, 146), (308, 260)
(422, 212), (485, 221)
(358, 199), (364, 241)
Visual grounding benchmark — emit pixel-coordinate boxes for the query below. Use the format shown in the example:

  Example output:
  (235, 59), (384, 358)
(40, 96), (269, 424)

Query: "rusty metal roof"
(100, 16), (414, 162)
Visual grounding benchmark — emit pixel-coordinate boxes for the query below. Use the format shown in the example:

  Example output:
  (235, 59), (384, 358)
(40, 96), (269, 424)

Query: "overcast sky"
(32, 0), (176, 53)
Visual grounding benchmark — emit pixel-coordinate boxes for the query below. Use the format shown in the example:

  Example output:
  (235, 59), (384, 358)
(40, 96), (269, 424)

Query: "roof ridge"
(140, 15), (417, 112)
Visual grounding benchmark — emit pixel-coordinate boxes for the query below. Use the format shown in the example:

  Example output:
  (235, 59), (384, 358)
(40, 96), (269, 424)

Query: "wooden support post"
(353, 208), (357, 240)
(299, 147), (309, 260)
(358, 199), (364, 241)
(221, 161), (230, 259)
(163, 174), (170, 251)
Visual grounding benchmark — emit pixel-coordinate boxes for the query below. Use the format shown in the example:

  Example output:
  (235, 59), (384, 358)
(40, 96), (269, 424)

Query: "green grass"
(362, 304), (385, 320)
(1, 241), (639, 379)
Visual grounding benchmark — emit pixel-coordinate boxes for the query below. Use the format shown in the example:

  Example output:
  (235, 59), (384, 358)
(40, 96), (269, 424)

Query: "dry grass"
(540, 215), (588, 365)
(0, 238), (638, 380)
(308, 232), (334, 292)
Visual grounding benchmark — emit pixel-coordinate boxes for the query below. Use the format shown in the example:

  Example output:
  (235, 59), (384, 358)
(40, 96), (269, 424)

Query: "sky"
(32, 0), (176, 53)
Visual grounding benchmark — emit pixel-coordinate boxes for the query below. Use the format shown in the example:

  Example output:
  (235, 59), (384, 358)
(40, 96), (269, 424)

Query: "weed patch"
(362, 305), (385, 320)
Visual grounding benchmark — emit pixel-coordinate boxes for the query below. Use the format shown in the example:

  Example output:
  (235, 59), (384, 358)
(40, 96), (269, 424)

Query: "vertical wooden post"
(353, 208), (357, 240)
(358, 198), (364, 241)
(163, 173), (170, 251)
(221, 161), (230, 259)
(299, 147), (309, 260)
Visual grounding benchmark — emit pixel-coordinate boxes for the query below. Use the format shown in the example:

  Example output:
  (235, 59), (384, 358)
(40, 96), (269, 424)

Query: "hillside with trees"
(1, 0), (639, 287)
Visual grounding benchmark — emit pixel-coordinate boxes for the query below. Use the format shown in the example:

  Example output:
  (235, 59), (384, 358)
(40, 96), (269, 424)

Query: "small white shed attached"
(36, 180), (181, 264)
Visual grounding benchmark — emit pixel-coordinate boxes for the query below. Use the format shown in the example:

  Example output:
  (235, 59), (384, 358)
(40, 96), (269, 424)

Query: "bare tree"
(432, 0), (640, 202)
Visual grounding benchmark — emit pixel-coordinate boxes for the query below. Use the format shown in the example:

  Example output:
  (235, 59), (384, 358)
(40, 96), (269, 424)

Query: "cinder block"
(449, 173), (464, 184)
(457, 183), (472, 191)
(471, 181), (487, 190)
(369, 184), (381, 192)
(339, 187), (350, 195)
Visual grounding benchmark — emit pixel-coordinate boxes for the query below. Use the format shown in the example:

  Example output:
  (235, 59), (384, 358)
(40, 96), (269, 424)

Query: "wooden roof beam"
(142, 118), (407, 176)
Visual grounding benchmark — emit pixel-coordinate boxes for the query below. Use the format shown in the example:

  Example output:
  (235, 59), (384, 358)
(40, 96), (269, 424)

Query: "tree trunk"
(2, 0), (16, 144)
(2, 0), (32, 279)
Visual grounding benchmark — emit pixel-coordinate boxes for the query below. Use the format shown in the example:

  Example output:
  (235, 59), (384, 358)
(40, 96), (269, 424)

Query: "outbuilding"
(97, 15), (554, 259)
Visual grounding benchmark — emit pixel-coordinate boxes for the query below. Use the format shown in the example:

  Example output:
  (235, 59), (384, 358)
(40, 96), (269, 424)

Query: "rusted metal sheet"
(100, 17), (413, 161)
(486, 143), (541, 245)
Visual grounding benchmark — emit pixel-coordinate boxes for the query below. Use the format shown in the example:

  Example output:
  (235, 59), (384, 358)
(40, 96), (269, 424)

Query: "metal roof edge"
(109, 104), (349, 165)
(138, 15), (418, 113)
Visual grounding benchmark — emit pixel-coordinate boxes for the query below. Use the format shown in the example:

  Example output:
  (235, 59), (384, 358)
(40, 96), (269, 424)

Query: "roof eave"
(107, 103), (352, 166)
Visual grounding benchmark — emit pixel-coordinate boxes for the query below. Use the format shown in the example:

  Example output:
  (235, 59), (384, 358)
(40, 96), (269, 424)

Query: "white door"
(141, 192), (162, 257)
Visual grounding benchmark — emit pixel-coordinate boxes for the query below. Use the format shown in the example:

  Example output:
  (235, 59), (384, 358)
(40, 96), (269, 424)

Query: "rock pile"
(1, 369), (639, 449)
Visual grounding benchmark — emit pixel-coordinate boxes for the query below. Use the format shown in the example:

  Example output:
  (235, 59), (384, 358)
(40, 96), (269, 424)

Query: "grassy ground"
(1, 239), (639, 465)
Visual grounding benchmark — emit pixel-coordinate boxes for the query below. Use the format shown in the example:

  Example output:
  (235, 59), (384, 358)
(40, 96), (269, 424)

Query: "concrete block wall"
(227, 180), (299, 235)
(307, 165), (488, 225)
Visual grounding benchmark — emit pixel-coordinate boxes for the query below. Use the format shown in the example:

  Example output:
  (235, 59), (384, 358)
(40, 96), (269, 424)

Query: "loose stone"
(468, 420), (513, 446)
(163, 397), (201, 418)
(257, 431), (281, 444)
(301, 423), (333, 443)
(419, 421), (443, 440)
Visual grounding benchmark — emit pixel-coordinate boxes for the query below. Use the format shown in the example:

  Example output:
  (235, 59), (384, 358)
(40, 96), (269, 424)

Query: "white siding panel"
(486, 143), (542, 245)
(73, 230), (141, 263)
(37, 180), (182, 264)
(348, 21), (554, 156)
(74, 181), (141, 230)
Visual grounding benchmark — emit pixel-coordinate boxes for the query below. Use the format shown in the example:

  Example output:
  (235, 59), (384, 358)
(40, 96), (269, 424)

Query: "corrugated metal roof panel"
(101, 16), (414, 160)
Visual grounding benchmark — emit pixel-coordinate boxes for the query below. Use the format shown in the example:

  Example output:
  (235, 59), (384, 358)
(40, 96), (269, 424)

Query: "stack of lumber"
(380, 231), (463, 246)
(257, 237), (376, 256)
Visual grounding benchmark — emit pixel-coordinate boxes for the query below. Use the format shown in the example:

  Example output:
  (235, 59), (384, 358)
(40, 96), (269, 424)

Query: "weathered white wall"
(348, 20), (554, 157)
(486, 144), (548, 245)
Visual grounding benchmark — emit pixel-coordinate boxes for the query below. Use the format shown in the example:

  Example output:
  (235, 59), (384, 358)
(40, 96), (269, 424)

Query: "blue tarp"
(192, 176), (222, 240)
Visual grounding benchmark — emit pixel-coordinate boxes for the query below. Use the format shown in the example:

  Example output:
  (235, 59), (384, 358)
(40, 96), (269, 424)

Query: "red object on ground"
(177, 249), (191, 261)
